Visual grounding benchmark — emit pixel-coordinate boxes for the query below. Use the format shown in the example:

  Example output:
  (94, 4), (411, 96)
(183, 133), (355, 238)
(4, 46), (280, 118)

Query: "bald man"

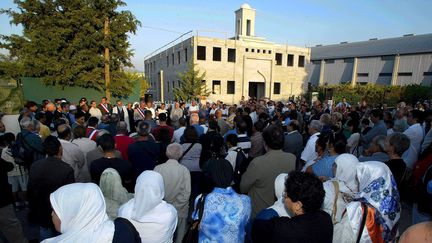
(399, 221), (432, 243)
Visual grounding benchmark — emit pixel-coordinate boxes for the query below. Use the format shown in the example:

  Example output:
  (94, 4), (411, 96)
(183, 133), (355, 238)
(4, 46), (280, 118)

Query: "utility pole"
(104, 17), (111, 101)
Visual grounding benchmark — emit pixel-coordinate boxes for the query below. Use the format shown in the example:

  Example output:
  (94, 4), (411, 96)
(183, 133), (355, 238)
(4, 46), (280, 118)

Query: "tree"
(173, 60), (210, 102)
(0, 0), (140, 99)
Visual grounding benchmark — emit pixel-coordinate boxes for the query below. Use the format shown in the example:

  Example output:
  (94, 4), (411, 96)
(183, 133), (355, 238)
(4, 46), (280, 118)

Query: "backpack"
(10, 133), (35, 167)
(232, 147), (251, 192)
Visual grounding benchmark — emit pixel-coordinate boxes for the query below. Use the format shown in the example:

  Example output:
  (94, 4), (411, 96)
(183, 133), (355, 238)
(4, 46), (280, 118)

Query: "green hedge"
(313, 84), (432, 106)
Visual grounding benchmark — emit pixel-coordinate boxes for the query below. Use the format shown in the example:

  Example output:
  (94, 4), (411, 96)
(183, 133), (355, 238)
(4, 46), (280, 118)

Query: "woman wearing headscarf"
(193, 158), (251, 243)
(118, 170), (177, 243)
(99, 168), (133, 220)
(333, 161), (401, 243)
(256, 173), (291, 219)
(42, 183), (139, 243)
(322, 154), (359, 224)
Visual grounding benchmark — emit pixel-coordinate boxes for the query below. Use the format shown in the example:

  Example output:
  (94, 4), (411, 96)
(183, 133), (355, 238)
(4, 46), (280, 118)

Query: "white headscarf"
(334, 153), (360, 195)
(118, 170), (178, 243)
(42, 183), (114, 243)
(269, 173), (290, 217)
(346, 161), (401, 242)
(99, 168), (133, 220)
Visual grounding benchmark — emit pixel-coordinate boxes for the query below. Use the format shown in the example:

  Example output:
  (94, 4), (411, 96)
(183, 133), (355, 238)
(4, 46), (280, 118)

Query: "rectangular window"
(298, 55), (305, 67)
(246, 19), (251, 36)
(228, 48), (236, 62)
(251, 49), (255, 53)
(177, 51), (181, 64)
(212, 80), (221, 94)
(324, 59), (334, 64)
(424, 72), (432, 76)
(381, 56), (395, 61)
(274, 82), (281, 94)
(344, 58), (354, 63)
(184, 48), (188, 62)
(287, 54), (294, 66)
(379, 73), (392, 77)
(257, 49), (260, 53)
(227, 81), (235, 94)
(167, 81), (170, 92)
(213, 47), (221, 61)
(357, 73), (369, 77)
(263, 50), (266, 54)
(172, 53), (174, 65)
(172, 81), (175, 89)
(197, 46), (206, 60)
(245, 48), (249, 52)
(312, 60), (321, 64)
(178, 80), (181, 87)
(398, 72), (412, 76)
(269, 50), (272, 54)
(166, 56), (169, 67)
(275, 53), (282, 65)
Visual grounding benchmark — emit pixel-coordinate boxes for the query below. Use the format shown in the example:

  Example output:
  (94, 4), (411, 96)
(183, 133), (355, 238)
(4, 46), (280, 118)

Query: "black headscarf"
(208, 158), (234, 188)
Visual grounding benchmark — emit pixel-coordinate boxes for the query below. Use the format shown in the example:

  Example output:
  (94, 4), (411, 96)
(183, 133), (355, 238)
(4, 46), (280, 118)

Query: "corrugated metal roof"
(311, 33), (432, 60)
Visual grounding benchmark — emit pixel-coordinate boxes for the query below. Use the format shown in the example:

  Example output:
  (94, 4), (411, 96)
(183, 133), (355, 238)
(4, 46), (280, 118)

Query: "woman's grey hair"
(166, 143), (183, 160)
(388, 132), (410, 156)
(373, 135), (387, 152)
(309, 120), (323, 132)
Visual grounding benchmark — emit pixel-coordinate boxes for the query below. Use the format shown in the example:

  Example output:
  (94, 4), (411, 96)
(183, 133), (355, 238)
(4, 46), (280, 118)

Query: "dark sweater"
(384, 159), (406, 187)
(252, 210), (333, 243)
(28, 156), (75, 228)
(90, 157), (132, 187)
(0, 155), (14, 208)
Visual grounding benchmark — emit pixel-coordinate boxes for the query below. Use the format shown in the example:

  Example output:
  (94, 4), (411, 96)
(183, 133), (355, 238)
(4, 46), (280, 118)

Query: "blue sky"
(1, 0), (431, 71)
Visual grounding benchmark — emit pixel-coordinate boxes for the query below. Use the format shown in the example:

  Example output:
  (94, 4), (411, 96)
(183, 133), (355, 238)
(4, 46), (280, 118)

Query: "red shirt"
(114, 135), (135, 161)
(151, 125), (174, 142)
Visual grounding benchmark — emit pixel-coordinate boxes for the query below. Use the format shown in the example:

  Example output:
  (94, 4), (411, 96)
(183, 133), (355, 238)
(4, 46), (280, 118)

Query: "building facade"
(307, 34), (432, 87)
(144, 4), (310, 104)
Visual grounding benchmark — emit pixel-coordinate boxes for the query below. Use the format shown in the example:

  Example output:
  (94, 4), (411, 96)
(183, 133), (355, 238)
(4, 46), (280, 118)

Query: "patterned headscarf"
(347, 161), (401, 242)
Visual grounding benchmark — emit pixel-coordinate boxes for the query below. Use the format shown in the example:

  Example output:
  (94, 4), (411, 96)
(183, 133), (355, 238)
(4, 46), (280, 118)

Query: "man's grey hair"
(373, 135), (387, 152)
(166, 143), (183, 160)
(320, 113), (332, 126)
(19, 117), (32, 129)
(309, 120), (323, 132)
(116, 121), (128, 134)
(137, 121), (151, 136)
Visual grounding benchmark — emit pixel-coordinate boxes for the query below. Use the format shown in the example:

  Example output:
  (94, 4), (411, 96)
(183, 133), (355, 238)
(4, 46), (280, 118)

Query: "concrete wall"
(145, 35), (310, 104)
(307, 53), (432, 86)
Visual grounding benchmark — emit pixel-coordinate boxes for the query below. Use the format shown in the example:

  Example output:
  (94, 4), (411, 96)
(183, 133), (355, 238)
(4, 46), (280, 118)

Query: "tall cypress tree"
(0, 0), (140, 99)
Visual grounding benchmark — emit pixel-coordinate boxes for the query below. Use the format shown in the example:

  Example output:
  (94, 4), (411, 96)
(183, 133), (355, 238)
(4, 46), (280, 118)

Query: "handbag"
(182, 194), (207, 243)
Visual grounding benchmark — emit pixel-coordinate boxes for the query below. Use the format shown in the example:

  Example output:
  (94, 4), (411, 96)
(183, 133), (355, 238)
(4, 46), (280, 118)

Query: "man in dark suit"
(283, 120), (304, 170)
(97, 97), (112, 116)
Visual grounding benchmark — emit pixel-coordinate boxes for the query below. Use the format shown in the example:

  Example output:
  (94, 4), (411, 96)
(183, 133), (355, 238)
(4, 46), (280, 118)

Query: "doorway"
(248, 82), (265, 99)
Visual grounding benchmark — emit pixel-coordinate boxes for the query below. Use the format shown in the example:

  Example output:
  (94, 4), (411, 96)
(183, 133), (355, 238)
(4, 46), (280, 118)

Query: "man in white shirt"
(403, 110), (425, 169)
(57, 124), (90, 182)
(188, 100), (199, 115)
(301, 120), (322, 163)
(146, 101), (156, 119)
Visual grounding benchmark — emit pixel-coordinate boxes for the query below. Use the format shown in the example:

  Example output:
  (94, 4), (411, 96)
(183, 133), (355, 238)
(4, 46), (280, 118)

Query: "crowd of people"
(0, 95), (432, 243)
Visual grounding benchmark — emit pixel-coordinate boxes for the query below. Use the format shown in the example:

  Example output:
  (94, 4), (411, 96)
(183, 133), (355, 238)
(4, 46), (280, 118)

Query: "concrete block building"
(307, 33), (432, 87)
(144, 4), (310, 104)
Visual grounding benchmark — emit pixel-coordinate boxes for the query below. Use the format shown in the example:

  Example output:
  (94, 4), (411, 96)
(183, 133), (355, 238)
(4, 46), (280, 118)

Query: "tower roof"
(240, 3), (252, 9)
